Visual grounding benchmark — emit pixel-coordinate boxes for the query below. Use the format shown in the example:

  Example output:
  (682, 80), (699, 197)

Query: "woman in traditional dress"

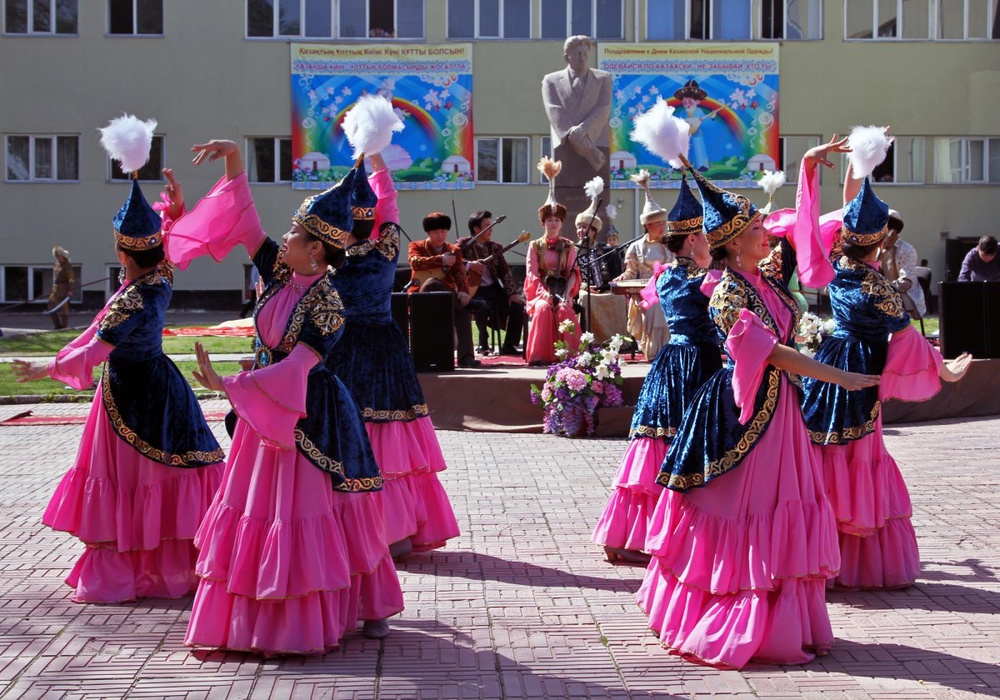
(797, 129), (970, 590)
(162, 137), (403, 654)
(592, 175), (717, 564)
(613, 171), (673, 360)
(326, 131), (459, 557)
(637, 136), (881, 669)
(524, 156), (582, 365)
(13, 116), (224, 604)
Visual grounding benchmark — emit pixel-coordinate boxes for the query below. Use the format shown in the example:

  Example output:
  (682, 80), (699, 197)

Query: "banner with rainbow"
(598, 43), (779, 190)
(291, 43), (474, 191)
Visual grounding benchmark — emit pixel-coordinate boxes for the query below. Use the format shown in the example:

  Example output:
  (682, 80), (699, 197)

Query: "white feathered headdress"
(575, 176), (605, 231)
(342, 95), (405, 163)
(629, 98), (691, 170)
(847, 125), (893, 180)
(757, 169), (786, 215)
(99, 114), (157, 176)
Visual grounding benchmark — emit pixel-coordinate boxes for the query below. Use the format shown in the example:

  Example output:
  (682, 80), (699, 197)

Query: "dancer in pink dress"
(161, 137), (403, 654)
(13, 115), (224, 603)
(796, 127), (971, 589)
(326, 99), (459, 557)
(634, 122), (879, 669)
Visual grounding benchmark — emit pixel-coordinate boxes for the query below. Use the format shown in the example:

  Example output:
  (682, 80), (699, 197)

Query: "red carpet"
(163, 327), (255, 337)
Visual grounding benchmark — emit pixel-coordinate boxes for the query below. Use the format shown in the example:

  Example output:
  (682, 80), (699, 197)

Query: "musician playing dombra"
(456, 210), (528, 357)
(407, 212), (482, 369)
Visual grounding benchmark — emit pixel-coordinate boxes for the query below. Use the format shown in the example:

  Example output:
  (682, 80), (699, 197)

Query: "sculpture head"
(563, 36), (592, 73)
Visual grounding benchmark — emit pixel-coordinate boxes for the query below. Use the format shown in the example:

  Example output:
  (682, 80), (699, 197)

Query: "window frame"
(446, 0), (532, 39)
(475, 136), (531, 185)
(645, 0), (755, 41)
(758, 0), (824, 39)
(245, 0), (425, 39)
(842, 0), (998, 40)
(5, 134), (79, 182)
(107, 0), (164, 36)
(246, 137), (293, 184)
(108, 135), (165, 182)
(3, 0), (78, 34)
(778, 135), (821, 184)
(933, 136), (1000, 184)
(0, 263), (81, 303)
(541, 0), (624, 40)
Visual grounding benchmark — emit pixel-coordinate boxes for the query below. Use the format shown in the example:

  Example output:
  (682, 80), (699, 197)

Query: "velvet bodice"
(333, 223), (402, 325)
(657, 257), (717, 349)
(828, 256), (911, 344)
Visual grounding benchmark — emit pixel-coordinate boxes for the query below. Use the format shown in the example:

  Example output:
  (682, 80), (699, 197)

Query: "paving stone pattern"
(0, 400), (997, 699)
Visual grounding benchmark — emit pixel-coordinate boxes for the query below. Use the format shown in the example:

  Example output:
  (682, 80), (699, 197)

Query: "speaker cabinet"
(407, 291), (455, 372)
(390, 292), (409, 339)
(939, 281), (1000, 359)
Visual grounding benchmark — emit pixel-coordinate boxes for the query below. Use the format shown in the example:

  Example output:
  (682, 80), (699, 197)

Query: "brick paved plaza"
(0, 399), (997, 699)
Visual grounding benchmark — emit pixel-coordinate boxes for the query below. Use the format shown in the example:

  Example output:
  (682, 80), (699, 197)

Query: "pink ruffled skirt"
(592, 437), (668, 553)
(185, 421), (403, 655)
(820, 416), (919, 589)
(42, 397), (223, 603)
(636, 385), (840, 669)
(367, 418), (459, 551)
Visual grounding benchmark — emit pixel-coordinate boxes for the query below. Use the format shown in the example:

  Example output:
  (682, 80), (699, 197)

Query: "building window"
(934, 137), (1000, 184)
(447, 0), (531, 38)
(760, 0), (822, 39)
(109, 135), (164, 181)
(4, 0), (77, 34)
(541, 0), (624, 39)
(106, 264), (124, 297)
(875, 137), (925, 184)
(476, 137), (529, 184)
(842, 0), (996, 38)
(5, 135), (79, 182)
(646, 0), (751, 40)
(248, 137), (293, 183)
(0, 264), (80, 303)
(109, 0), (163, 35)
(778, 136), (820, 183)
(248, 0), (423, 38)
(937, 0), (1000, 38)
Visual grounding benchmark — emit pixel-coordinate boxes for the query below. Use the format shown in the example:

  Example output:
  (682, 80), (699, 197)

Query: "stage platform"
(419, 358), (1000, 435)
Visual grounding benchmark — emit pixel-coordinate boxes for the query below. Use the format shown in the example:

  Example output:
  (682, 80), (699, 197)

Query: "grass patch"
(0, 361), (244, 399)
(0, 330), (253, 357)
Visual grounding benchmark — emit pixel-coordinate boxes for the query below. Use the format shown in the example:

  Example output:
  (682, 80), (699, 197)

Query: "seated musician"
(408, 212), (482, 368)
(524, 157), (582, 366)
(575, 202), (614, 292)
(604, 228), (625, 281)
(613, 170), (673, 359)
(457, 210), (526, 356)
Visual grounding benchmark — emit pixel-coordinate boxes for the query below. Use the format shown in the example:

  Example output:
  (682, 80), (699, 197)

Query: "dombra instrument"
(466, 232), (531, 297)
(544, 275), (569, 303)
(610, 279), (650, 296)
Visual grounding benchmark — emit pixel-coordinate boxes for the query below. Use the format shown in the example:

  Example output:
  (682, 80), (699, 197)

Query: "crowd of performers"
(11, 101), (971, 668)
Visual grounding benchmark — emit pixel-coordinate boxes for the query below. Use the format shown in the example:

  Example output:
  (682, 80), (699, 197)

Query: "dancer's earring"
(310, 256), (319, 272)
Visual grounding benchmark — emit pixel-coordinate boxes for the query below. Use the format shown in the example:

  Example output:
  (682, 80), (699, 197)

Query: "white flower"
(608, 334), (625, 352)
(594, 364), (610, 380)
(558, 319), (576, 334)
(579, 332), (595, 346)
(555, 348), (569, 360)
(578, 351), (593, 367)
(602, 349), (620, 365)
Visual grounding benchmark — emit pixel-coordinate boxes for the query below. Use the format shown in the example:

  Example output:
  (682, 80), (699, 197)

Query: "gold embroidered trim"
(675, 257), (708, 280)
(362, 404), (429, 421)
(100, 366), (225, 466)
(808, 399), (881, 445)
(295, 427), (383, 492)
(293, 201), (351, 248)
(352, 205), (375, 221)
(114, 229), (162, 251)
(348, 223), (400, 263)
(706, 197), (760, 251)
(667, 216), (703, 237)
(841, 257), (906, 320)
(631, 425), (677, 440)
(258, 274), (344, 356)
(842, 222), (888, 247)
(100, 286), (145, 331)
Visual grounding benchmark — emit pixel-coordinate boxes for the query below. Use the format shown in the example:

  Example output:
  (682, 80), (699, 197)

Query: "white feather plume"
(604, 203), (618, 220)
(758, 170), (786, 196)
(630, 169), (651, 189)
(342, 95), (405, 159)
(847, 125), (893, 179)
(583, 176), (604, 200)
(629, 98), (691, 169)
(99, 115), (157, 175)
(537, 156), (562, 181)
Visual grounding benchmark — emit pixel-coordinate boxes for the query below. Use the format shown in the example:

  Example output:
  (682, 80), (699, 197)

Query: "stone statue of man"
(541, 36), (613, 172)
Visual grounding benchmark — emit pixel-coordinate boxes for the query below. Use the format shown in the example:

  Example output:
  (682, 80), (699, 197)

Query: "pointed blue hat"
(113, 178), (162, 251)
(351, 159), (378, 240)
(688, 172), (760, 251)
(666, 174), (704, 237)
(293, 169), (357, 249)
(842, 177), (889, 246)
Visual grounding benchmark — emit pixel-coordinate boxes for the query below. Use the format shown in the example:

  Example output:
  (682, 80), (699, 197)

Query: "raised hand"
(804, 134), (851, 170)
(11, 359), (48, 383)
(191, 342), (226, 392)
(191, 139), (238, 166)
(942, 352), (972, 382)
(161, 168), (185, 220)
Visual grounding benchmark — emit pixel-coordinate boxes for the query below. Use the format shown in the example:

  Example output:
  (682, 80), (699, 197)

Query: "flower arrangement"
(530, 326), (626, 438)
(797, 311), (836, 356)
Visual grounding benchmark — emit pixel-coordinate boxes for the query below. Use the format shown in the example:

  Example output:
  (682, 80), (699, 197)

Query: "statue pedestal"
(553, 142), (610, 237)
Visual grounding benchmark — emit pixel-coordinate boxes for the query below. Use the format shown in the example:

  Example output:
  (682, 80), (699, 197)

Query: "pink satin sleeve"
(163, 173), (266, 270)
(879, 324), (943, 402)
(788, 159), (834, 289)
(370, 169), (398, 229)
(725, 308), (779, 425)
(47, 324), (112, 390)
(222, 343), (320, 450)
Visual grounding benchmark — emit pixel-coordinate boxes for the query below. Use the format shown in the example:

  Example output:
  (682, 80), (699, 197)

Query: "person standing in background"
(47, 246), (74, 330)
